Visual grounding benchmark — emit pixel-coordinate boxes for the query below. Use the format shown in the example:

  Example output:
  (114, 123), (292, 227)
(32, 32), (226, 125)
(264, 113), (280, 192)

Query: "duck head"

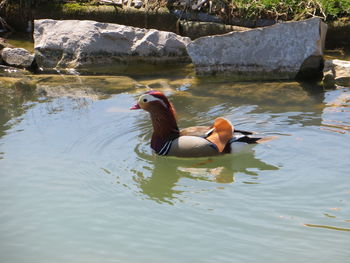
(130, 90), (174, 113)
(131, 91), (180, 152)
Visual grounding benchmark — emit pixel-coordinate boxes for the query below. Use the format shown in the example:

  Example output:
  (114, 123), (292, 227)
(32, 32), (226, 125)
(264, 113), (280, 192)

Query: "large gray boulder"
(187, 18), (327, 80)
(34, 19), (191, 70)
(1, 48), (34, 68)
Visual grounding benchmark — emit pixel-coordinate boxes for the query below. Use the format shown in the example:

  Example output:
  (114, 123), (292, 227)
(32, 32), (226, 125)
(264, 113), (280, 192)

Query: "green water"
(0, 72), (349, 263)
(1, 33), (34, 52)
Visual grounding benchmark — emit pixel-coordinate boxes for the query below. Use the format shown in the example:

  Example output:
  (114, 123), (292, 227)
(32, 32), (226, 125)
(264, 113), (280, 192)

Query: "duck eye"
(143, 98), (148, 103)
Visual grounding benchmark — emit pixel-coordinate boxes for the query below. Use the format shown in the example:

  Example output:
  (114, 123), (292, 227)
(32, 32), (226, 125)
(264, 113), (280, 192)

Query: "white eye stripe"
(139, 94), (167, 108)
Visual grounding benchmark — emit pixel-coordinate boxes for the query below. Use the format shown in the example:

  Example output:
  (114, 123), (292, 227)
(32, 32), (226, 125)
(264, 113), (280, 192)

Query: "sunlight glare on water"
(0, 73), (349, 263)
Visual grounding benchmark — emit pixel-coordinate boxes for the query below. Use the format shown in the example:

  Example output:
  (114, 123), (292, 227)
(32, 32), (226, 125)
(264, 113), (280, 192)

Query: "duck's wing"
(179, 126), (211, 137)
(180, 126), (256, 137)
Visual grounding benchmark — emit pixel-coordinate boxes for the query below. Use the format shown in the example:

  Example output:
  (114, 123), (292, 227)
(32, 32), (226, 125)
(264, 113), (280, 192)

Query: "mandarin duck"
(131, 90), (274, 157)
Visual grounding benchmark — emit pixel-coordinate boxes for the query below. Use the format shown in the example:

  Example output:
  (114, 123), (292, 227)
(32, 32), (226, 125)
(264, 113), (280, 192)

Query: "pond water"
(0, 72), (349, 263)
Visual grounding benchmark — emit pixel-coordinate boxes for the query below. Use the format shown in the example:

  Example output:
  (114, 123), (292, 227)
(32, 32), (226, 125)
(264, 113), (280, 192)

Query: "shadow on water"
(0, 73), (141, 136)
(131, 147), (278, 204)
(0, 79), (37, 138)
(190, 77), (326, 112)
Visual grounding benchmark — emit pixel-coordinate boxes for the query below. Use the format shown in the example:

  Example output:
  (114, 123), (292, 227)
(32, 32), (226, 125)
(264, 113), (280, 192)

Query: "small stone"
(323, 70), (336, 89)
(323, 59), (350, 87)
(1, 47), (34, 68)
(133, 0), (142, 8)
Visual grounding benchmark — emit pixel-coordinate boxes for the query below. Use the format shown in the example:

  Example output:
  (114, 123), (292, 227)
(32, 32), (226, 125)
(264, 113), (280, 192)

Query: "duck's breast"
(167, 136), (219, 158)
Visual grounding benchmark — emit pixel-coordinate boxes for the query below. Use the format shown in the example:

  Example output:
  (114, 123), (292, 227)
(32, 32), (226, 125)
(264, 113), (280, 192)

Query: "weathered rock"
(1, 48), (35, 68)
(323, 59), (350, 88)
(187, 18), (327, 80)
(34, 19), (191, 70)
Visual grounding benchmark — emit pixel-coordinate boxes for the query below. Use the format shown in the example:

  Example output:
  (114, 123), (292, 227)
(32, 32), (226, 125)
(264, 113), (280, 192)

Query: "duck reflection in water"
(132, 151), (278, 204)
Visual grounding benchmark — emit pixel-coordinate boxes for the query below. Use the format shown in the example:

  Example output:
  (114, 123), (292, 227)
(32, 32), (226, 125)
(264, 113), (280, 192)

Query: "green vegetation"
(7, 0), (350, 21)
(225, 0), (350, 21)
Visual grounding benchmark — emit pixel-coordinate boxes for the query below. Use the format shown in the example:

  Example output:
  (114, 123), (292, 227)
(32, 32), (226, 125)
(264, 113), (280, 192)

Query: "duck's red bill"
(130, 104), (141, 110)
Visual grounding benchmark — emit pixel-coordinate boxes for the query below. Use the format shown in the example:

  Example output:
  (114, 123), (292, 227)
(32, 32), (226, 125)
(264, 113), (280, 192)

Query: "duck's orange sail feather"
(206, 118), (234, 152)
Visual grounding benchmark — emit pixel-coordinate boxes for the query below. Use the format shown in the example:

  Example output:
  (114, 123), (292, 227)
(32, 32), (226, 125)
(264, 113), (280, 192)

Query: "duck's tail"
(255, 136), (278, 144)
(232, 134), (278, 144)
(223, 134), (278, 154)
